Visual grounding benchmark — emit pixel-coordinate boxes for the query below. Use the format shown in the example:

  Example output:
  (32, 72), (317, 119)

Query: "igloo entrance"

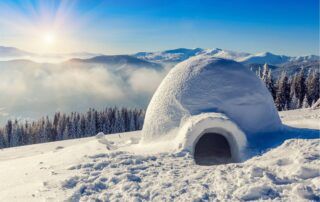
(194, 133), (233, 165)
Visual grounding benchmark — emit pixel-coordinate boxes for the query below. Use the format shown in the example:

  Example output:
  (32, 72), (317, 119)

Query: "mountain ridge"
(133, 47), (319, 65)
(0, 45), (319, 66)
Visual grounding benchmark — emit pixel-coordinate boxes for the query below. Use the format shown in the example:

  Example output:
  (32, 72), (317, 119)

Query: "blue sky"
(0, 0), (318, 56)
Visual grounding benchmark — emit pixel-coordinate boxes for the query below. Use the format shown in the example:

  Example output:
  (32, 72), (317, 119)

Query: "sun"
(43, 32), (55, 45)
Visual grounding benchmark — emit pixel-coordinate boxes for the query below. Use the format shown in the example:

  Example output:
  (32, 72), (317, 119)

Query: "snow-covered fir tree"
(275, 72), (290, 110)
(306, 70), (320, 106)
(302, 95), (310, 108)
(255, 68), (318, 111)
(261, 63), (269, 83)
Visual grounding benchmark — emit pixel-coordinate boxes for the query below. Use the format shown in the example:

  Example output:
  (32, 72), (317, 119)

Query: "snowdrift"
(141, 56), (282, 163)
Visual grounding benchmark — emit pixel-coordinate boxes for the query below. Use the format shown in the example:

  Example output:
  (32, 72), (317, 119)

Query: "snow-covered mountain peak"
(133, 48), (204, 63)
(162, 47), (203, 54)
(134, 47), (319, 66)
(201, 48), (222, 55)
(292, 55), (320, 62)
(239, 51), (291, 65)
(204, 49), (251, 60)
(256, 51), (273, 56)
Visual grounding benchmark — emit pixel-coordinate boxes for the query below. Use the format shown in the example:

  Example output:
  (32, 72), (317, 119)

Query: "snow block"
(141, 56), (282, 161)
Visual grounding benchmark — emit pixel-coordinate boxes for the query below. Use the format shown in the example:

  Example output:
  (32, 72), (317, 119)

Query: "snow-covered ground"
(0, 109), (319, 201)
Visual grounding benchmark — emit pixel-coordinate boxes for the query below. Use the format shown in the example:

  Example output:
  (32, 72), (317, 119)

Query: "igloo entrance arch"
(194, 132), (232, 165)
(175, 113), (248, 164)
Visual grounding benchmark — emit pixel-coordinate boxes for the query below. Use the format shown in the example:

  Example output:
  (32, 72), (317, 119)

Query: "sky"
(0, 0), (319, 56)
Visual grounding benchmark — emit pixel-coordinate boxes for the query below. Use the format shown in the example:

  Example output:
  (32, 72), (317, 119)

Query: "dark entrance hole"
(194, 133), (232, 165)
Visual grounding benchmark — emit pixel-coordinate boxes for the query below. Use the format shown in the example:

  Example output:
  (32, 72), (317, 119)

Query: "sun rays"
(0, 1), (82, 53)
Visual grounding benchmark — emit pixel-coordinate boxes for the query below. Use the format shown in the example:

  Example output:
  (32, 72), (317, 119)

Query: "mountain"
(0, 46), (100, 62)
(134, 48), (255, 63)
(246, 60), (320, 79)
(0, 46), (34, 59)
(239, 52), (320, 65)
(69, 55), (162, 70)
(288, 55), (320, 63)
(133, 48), (319, 79)
(39, 52), (100, 60)
(133, 48), (252, 63)
(202, 48), (251, 61)
(1, 45), (318, 74)
(280, 60), (320, 75)
(134, 48), (204, 63)
(134, 48), (319, 66)
(239, 52), (291, 65)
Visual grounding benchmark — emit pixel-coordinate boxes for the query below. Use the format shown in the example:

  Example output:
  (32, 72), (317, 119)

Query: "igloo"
(141, 55), (282, 165)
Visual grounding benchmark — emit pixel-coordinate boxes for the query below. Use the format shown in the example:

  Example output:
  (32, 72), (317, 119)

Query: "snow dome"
(141, 56), (282, 164)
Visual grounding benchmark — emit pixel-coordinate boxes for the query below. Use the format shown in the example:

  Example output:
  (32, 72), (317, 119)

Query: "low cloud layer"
(0, 61), (169, 124)
(129, 68), (167, 94)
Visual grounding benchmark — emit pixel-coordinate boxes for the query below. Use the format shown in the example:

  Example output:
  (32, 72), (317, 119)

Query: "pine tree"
(306, 70), (320, 105)
(290, 73), (298, 108)
(0, 129), (6, 148)
(290, 93), (300, 109)
(257, 66), (262, 79)
(275, 71), (289, 110)
(5, 120), (13, 147)
(302, 95), (310, 108)
(294, 69), (306, 105)
(261, 63), (269, 83)
(267, 69), (276, 99)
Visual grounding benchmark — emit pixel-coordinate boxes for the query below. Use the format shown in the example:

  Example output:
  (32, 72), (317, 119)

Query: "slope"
(0, 109), (319, 201)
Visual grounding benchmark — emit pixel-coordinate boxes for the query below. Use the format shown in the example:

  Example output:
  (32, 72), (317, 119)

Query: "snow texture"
(0, 109), (319, 201)
(142, 56), (282, 154)
(63, 139), (320, 202)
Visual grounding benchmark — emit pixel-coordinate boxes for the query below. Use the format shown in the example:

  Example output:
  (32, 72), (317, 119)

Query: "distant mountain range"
(0, 46), (100, 62)
(133, 48), (320, 66)
(0, 46), (34, 58)
(0, 46), (319, 77)
(68, 55), (162, 70)
(133, 48), (319, 77)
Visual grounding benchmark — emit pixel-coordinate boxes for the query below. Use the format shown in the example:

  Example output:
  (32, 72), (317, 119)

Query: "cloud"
(0, 107), (9, 118)
(0, 61), (169, 124)
(128, 68), (167, 94)
(41, 66), (125, 100)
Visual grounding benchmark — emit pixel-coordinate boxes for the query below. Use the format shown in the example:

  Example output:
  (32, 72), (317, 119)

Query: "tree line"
(256, 64), (319, 111)
(0, 107), (145, 148)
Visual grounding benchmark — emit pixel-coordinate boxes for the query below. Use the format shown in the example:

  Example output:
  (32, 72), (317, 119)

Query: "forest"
(0, 107), (144, 148)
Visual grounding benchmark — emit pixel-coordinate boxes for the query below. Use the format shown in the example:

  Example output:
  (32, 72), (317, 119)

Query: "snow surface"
(0, 108), (319, 201)
(142, 56), (281, 146)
